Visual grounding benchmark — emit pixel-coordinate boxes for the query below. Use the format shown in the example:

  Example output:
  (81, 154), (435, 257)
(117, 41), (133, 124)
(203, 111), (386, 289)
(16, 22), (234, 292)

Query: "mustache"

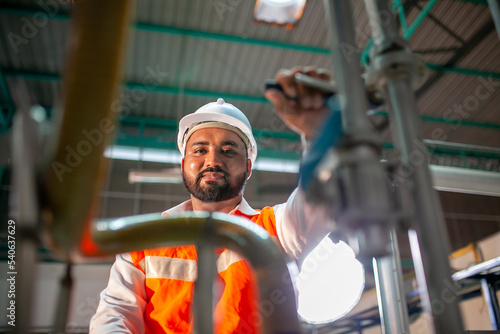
(196, 166), (229, 182)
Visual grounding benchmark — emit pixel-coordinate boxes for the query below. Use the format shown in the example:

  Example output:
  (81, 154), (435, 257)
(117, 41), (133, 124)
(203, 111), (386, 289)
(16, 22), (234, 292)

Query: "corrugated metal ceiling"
(0, 0), (499, 161)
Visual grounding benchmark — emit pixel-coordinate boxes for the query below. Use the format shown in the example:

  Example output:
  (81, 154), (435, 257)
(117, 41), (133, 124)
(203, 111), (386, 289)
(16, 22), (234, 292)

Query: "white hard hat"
(177, 98), (258, 163)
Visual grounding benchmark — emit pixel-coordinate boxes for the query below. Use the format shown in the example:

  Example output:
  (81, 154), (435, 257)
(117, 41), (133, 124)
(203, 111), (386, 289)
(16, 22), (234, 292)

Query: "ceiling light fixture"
(253, 0), (307, 29)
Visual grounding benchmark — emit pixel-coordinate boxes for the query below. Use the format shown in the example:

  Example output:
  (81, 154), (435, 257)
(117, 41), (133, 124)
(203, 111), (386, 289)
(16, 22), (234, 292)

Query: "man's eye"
(193, 148), (206, 154)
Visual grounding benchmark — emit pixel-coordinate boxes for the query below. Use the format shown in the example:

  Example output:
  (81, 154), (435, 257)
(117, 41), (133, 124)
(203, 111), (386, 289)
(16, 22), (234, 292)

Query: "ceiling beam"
(117, 116), (500, 167)
(134, 22), (330, 54)
(455, 0), (488, 5)
(403, 0), (439, 40)
(3, 69), (500, 132)
(2, 69), (267, 103)
(416, 19), (496, 98)
(425, 63), (500, 79)
(0, 5), (330, 55)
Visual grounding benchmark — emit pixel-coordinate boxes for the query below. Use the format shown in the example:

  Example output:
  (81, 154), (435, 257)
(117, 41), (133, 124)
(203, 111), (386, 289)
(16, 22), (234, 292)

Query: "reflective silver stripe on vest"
(139, 245), (278, 280)
(216, 250), (245, 273)
(140, 256), (198, 281)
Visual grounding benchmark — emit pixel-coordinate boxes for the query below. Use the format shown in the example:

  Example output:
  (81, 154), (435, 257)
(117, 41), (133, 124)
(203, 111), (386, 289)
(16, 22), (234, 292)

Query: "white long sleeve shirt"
(90, 188), (333, 333)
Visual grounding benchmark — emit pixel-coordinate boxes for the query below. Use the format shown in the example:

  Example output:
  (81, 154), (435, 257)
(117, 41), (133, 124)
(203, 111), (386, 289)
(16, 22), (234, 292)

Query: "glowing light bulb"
(296, 237), (365, 324)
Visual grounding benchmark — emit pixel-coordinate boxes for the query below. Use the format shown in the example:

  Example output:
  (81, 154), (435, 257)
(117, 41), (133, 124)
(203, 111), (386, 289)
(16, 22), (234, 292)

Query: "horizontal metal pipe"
(430, 165), (500, 197)
(93, 212), (302, 334)
(423, 140), (500, 156)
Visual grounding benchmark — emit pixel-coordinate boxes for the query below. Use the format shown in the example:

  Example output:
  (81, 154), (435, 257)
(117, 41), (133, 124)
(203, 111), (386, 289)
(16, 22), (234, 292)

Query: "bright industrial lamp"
(254, 0), (307, 28)
(296, 236), (365, 324)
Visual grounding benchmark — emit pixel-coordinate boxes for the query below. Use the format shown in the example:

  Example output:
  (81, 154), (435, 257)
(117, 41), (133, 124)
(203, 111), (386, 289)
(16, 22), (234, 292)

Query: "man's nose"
(204, 149), (223, 168)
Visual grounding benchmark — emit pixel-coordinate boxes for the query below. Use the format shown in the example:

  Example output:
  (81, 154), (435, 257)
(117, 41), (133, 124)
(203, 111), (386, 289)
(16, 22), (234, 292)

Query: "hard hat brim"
(178, 111), (258, 163)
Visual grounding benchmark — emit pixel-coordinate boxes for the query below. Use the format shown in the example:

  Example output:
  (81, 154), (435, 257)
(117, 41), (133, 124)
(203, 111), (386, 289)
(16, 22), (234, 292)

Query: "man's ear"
(247, 159), (252, 180)
(181, 158), (185, 171)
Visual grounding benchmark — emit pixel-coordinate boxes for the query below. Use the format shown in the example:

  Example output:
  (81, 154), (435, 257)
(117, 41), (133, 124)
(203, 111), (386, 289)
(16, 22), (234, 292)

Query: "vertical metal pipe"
(11, 90), (43, 334)
(193, 216), (215, 334)
(13, 235), (37, 334)
(487, 0), (500, 40)
(481, 278), (500, 330)
(372, 230), (410, 334)
(364, 0), (400, 47)
(364, 0), (465, 332)
(322, 2), (409, 332)
(322, 0), (372, 135)
(53, 264), (73, 333)
(386, 78), (464, 333)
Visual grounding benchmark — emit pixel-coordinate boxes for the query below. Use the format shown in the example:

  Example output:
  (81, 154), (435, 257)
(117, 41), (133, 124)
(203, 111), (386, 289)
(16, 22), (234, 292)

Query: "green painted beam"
(121, 115), (178, 128)
(115, 134), (301, 160)
(0, 108), (7, 129)
(372, 110), (500, 130)
(118, 115), (500, 162)
(361, 38), (373, 65)
(3, 70), (500, 132)
(134, 22), (330, 55)
(425, 63), (500, 79)
(0, 6), (69, 20)
(0, 6), (329, 55)
(124, 82), (267, 103)
(120, 115), (300, 142)
(419, 115), (500, 130)
(119, 115), (302, 160)
(455, 0), (488, 5)
(382, 140), (500, 159)
(0, 67), (13, 102)
(362, 0), (439, 64)
(393, 0), (409, 34)
(3, 69), (60, 82)
(403, 0), (439, 40)
(0, 67), (15, 131)
(123, 113), (498, 142)
(3, 70), (268, 103)
(121, 115), (300, 141)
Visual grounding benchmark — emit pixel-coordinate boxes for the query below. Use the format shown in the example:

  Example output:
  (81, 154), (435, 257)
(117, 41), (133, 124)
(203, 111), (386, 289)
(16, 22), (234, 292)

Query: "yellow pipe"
(42, 0), (134, 260)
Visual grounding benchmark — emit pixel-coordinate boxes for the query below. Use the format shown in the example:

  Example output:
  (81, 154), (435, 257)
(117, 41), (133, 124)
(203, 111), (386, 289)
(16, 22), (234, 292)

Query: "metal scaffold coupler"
(305, 143), (403, 264)
(365, 40), (427, 96)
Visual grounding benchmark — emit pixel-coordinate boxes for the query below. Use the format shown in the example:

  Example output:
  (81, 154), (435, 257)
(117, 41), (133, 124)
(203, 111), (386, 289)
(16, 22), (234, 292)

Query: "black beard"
(182, 166), (248, 203)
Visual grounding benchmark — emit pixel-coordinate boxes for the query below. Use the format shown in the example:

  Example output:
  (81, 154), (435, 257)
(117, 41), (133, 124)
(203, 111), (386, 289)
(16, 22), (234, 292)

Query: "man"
(90, 67), (334, 333)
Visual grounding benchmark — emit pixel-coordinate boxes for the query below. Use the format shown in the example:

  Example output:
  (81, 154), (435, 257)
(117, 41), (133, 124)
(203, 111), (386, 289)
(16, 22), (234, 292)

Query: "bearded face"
(181, 128), (251, 203)
(182, 165), (248, 202)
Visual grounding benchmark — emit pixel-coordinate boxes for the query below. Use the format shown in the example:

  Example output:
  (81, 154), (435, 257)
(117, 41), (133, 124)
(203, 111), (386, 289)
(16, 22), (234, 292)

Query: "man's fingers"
(317, 68), (331, 81)
(296, 82), (316, 109)
(264, 89), (286, 111)
(275, 69), (297, 98)
(303, 66), (321, 78)
(272, 66), (332, 110)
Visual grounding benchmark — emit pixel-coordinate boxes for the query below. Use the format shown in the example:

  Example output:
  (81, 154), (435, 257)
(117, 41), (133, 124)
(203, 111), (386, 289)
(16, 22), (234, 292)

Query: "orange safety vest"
(130, 207), (279, 334)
